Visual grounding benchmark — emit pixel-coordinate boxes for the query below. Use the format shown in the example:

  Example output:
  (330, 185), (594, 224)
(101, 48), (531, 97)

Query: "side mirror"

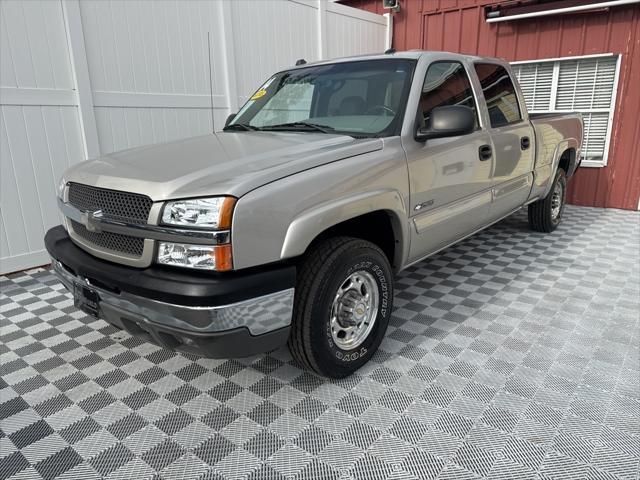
(415, 105), (475, 141)
(224, 113), (237, 128)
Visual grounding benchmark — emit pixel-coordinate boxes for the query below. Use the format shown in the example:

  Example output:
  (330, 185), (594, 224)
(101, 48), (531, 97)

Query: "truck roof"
(289, 50), (499, 69)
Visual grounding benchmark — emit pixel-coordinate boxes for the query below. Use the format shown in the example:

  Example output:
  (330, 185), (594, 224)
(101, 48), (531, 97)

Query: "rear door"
(472, 63), (535, 221)
(403, 58), (494, 264)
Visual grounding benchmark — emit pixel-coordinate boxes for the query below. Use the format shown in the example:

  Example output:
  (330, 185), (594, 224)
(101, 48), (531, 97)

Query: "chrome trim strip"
(52, 259), (294, 336)
(492, 174), (532, 200)
(59, 198), (230, 245)
(413, 190), (493, 234)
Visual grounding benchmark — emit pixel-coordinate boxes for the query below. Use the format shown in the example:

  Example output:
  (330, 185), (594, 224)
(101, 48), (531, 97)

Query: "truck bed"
(530, 112), (583, 169)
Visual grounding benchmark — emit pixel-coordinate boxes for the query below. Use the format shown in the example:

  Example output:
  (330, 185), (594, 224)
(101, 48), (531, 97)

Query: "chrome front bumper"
(53, 259), (294, 336)
(45, 223), (295, 357)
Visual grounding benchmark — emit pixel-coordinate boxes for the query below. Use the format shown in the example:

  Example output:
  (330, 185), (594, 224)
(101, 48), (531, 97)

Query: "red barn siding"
(343, 0), (640, 210)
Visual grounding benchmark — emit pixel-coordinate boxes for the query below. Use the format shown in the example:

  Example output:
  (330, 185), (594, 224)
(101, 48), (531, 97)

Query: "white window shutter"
(582, 112), (610, 160)
(556, 57), (617, 110)
(513, 62), (553, 111)
(511, 55), (619, 167)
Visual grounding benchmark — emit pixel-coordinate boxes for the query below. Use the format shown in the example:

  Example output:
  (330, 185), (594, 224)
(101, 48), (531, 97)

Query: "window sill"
(580, 160), (606, 168)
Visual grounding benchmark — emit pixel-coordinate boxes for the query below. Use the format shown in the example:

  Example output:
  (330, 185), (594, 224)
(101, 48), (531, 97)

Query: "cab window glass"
(231, 59), (416, 137)
(326, 79), (368, 116)
(474, 63), (522, 127)
(419, 61), (478, 129)
(252, 83), (314, 125)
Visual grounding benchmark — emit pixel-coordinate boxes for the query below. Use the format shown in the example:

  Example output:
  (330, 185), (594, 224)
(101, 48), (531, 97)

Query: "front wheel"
(288, 237), (393, 378)
(528, 168), (566, 233)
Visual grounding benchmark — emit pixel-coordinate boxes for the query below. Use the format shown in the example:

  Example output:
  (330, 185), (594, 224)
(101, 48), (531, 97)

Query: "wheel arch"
(280, 189), (409, 271)
(541, 138), (579, 198)
(558, 146), (577, 177)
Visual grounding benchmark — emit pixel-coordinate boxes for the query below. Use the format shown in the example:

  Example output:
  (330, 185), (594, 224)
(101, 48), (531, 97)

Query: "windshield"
(227, 59), (416, 137)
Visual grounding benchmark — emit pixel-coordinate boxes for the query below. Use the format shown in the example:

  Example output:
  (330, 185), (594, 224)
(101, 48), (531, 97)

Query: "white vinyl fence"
(0, 0), (388, 273)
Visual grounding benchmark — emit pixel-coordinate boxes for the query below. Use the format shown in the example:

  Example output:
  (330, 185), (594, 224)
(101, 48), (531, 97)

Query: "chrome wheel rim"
(330, 271), (379, 350)
(551, 181), (563, 221)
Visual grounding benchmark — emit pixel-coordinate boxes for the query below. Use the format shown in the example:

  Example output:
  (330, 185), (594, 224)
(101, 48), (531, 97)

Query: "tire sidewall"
(550, 169), (567, 226)
(310, 246), (392, 375)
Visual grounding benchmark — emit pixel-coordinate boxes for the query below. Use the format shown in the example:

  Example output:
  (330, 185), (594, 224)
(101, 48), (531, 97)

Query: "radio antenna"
(207, 31), (215, 132)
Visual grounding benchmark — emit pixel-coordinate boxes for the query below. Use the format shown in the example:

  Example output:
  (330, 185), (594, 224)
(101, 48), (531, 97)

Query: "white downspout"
(384, 12), (393, 50)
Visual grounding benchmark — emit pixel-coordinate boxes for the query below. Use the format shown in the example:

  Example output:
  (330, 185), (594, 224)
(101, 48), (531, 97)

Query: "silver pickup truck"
(46, 51), (582, 378)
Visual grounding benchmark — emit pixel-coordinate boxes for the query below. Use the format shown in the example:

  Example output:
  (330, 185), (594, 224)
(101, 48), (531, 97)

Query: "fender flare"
(280, 189), (409, 268)
(542, 137), (579, 198)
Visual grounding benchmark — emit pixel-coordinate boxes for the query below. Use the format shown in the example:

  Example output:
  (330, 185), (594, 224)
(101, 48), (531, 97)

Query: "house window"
(511, 54), (620, 167)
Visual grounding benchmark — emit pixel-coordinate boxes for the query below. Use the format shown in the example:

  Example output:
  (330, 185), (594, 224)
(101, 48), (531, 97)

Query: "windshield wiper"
(260, 122), (335, 134)
(223, 123), (260, 132)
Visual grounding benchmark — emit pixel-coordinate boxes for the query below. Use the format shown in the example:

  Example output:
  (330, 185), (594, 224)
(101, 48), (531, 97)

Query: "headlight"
(157, 242), (233, 271)
(159, 197), (235, 271)
(161, 197), (236, 230)
(57, 177), (67, 198)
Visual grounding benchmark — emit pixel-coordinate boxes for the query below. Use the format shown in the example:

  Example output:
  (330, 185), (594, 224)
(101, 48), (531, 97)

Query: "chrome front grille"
(67, 183), (153, 259)
(70, 220), (145, 257)
(68, 183), (152, 224)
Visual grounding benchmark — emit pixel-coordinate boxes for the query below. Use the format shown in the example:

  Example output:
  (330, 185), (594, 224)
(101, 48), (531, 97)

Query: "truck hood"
(64, 132), (383, 201)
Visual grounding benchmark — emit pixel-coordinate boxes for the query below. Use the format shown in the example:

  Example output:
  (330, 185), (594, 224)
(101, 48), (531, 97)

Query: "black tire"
(528, 168), (566, 233)
(288, 237), (393, 378)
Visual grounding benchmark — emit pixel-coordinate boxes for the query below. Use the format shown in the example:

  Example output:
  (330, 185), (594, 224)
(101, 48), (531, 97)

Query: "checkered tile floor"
(1, 205), (639, 480)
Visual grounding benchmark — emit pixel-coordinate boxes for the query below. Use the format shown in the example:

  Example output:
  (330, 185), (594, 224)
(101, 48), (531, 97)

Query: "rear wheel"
(288, 237), (393, 378)
(528, 168), (566, 233)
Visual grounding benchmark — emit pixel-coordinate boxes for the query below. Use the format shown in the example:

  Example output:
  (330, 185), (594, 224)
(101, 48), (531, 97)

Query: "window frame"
(472, 61), (524, 128)
(511, 53), (622, 168)
(416, 60), (482, 134)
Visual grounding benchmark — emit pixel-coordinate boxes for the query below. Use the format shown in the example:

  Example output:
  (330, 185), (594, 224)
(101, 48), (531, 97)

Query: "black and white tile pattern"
(1, 206), (639, 480)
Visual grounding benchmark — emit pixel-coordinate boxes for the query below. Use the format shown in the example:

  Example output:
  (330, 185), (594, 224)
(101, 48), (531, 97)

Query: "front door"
(404, 60), (494, 265)
(472, 63), (535, 222)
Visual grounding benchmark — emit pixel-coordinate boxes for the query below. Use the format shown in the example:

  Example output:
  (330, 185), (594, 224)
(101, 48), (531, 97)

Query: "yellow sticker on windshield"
(251, 89), (267, 100)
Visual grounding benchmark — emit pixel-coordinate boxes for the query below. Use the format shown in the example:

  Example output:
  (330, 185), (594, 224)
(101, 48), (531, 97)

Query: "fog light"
(157, 242), (232, 271)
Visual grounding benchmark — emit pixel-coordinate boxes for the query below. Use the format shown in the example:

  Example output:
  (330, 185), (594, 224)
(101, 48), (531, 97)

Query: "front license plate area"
(74, 283), (100, 318)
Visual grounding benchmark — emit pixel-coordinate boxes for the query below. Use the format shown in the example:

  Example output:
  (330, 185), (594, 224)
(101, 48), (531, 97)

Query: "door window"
(419, 61), (478, 129)
(474, 63), (522, 128)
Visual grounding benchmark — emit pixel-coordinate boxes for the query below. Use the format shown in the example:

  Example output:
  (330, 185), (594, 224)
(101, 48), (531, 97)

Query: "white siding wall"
(81, 0), (229, 152)
(232, 0), (320, 104)
(325, 2), (388, 59)
(0, 1), (84, 273)
(0, 0), (388, 273)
